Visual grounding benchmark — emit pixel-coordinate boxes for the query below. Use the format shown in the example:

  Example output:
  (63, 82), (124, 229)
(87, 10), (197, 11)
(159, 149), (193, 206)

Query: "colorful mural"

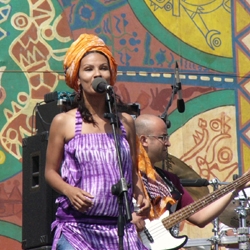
(0, 0), (249, 249)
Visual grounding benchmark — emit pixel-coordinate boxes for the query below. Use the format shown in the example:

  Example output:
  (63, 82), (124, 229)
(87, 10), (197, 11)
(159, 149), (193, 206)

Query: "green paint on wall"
(0, 221), (21, 242)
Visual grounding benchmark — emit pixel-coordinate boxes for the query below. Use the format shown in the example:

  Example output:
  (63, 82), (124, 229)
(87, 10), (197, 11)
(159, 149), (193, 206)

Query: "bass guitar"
(139, 171), (250, 250)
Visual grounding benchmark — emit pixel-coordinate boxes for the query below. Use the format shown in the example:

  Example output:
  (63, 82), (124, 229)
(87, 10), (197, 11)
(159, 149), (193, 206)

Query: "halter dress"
(51, 110), (148, 250)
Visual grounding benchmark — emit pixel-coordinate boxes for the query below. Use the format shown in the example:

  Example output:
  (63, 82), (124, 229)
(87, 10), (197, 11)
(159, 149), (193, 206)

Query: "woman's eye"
(101, 66), (109, 70)
(84, 67), (92, 71)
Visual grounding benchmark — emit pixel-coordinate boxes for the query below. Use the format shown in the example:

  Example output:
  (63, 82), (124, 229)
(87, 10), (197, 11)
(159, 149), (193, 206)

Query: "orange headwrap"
(64, 33), (118, 91)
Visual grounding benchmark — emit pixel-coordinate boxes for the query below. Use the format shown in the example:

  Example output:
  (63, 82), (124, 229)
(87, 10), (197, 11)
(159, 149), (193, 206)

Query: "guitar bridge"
(144, 227), (154, 243)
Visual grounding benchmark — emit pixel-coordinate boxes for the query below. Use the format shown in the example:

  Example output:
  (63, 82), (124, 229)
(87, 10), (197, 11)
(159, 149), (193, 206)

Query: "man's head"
(135, 114), (171, 166)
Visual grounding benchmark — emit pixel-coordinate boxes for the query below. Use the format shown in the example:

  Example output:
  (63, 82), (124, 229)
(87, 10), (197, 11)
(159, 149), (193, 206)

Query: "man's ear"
(139, 135), (148, 147)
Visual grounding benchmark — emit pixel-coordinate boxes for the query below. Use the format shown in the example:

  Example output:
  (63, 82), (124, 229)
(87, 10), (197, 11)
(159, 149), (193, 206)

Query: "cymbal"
(155, 154), (210, 201)
(219, 199), (250, 228)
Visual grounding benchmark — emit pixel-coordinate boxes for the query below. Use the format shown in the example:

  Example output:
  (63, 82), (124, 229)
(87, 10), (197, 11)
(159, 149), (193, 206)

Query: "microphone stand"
(160, 77), (180, 125)
(104, 88), (132, 250)
(160, 67), (180, 169)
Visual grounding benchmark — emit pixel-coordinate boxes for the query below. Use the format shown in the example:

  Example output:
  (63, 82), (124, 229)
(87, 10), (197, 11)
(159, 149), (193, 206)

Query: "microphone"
(92, 77), (113, 93)
(180, 178), (210, 187)
(175, 62), (185, 113)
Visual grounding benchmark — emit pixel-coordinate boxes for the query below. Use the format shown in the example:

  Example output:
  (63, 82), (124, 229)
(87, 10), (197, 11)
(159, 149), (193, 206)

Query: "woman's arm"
(121, 113), (151, 216)
(45, 112), (93, 212)
(45, 112), (71, 194)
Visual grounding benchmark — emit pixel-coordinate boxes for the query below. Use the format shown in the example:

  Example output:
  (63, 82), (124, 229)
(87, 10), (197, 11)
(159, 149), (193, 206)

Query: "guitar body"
(139, 210), (188, 250)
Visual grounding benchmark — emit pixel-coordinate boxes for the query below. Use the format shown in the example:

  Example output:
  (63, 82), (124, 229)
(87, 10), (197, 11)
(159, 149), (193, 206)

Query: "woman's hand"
(65, 186), (94, 213)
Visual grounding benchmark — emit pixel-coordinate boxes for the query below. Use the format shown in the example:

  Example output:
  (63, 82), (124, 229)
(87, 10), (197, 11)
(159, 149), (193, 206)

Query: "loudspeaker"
(22, 131), (58, 250)
(36, 91), (75, 134)
(35, 100), (66, 134)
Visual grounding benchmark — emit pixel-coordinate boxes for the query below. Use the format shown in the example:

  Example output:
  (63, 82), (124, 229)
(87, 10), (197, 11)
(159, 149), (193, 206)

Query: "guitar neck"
(162, 172), (250, 229)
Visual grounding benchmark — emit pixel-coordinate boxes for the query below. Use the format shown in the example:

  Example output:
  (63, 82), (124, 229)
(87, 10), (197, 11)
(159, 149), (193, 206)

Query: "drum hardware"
(183, 178), (230, 250)
(209, 178), (230, 250)
(218, 188), (250, 250)
(229, 176), (250, 250)
(219, 235), (238, 244)
(184, 238), (212, 249)
(236, 196), (250, 250)
(208, 179), (250, 250)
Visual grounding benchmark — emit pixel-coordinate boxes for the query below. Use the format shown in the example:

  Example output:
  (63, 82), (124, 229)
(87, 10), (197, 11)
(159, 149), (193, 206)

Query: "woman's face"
(77, 52), (111, 93)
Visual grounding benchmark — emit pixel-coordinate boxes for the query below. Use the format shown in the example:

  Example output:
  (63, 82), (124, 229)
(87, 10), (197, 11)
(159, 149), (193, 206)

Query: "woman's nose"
(93, 68), (102, 77)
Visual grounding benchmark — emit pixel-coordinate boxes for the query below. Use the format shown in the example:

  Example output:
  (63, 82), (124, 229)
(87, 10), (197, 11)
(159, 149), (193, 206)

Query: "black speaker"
(22, 131), (58, 250)
(36, 91), (75, 134)
(35, 100), (66, 134)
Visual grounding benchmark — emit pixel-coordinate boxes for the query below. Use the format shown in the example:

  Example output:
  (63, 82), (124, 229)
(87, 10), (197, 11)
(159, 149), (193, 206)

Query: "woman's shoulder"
(120, 112), (134, 124)
(49, 109), (77, 139)
(51, 109), (77, 127)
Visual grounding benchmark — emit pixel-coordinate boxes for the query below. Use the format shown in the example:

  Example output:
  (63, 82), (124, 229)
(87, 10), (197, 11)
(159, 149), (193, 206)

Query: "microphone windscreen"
(92, 77), (108, 93)
(177, 99), (185, 113)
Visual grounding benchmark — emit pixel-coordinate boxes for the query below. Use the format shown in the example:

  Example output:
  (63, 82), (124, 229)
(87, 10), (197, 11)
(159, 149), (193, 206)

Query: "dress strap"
(119, 120), (127, 136)
(75, 110), (82, 135)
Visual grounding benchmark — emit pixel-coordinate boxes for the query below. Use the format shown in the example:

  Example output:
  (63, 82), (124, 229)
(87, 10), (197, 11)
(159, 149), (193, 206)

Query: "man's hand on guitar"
(235, 169), (250, 192)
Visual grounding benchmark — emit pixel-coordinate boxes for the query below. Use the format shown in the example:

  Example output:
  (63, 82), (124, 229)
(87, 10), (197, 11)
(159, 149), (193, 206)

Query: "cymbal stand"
(208, 178), (221, 250)
(208, 178), (231, 249)
(235, 196), (250, 250)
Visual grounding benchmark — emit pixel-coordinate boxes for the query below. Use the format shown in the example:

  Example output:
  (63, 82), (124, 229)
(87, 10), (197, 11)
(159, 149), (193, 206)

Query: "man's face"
(146, 122), (171, 165)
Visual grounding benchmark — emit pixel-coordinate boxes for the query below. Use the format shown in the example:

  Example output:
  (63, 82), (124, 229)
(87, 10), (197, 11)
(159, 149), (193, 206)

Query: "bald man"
(134, 114), (249, 232)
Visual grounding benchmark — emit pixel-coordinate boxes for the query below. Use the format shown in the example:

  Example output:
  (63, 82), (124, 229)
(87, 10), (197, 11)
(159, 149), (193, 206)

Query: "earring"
(77, 85), (82, 102)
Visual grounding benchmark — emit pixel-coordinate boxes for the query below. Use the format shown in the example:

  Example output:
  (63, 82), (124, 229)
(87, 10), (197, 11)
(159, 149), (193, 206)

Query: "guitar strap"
(154, 166), (182, 236)
(154, 166), (182, 202)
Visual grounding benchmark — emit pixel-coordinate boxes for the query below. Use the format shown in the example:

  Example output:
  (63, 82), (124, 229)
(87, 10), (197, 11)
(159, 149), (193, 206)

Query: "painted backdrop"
(0, 0), (250, 249)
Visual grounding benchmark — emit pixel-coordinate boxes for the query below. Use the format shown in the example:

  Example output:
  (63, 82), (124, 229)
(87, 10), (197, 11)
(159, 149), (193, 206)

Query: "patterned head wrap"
(64, 34), (118, 91)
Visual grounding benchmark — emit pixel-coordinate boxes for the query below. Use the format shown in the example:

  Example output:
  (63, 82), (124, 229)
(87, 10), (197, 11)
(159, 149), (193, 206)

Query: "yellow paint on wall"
(242, 142), (250, 172)
(237, 48), (250, 78)
(239, 94), (250, 127)
(0, 150), (6, 164)
(145, 0), (232, 57)
(235, 1), (250, 33)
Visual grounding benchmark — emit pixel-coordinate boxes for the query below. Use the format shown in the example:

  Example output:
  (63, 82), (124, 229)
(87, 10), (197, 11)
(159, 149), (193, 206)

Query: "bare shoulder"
(51, 109), (75, 126)
(120, 112), (134, 126)
(120, 112), (136, 138)
(50, 109), (77, 138)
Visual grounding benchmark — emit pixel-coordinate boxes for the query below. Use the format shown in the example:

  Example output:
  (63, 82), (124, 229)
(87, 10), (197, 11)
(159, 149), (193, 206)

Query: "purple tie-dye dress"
(51, 110), (148, 250)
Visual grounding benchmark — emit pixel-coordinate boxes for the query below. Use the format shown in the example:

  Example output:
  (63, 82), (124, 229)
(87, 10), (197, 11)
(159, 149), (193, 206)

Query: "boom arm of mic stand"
(160, 80), (180, 127)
